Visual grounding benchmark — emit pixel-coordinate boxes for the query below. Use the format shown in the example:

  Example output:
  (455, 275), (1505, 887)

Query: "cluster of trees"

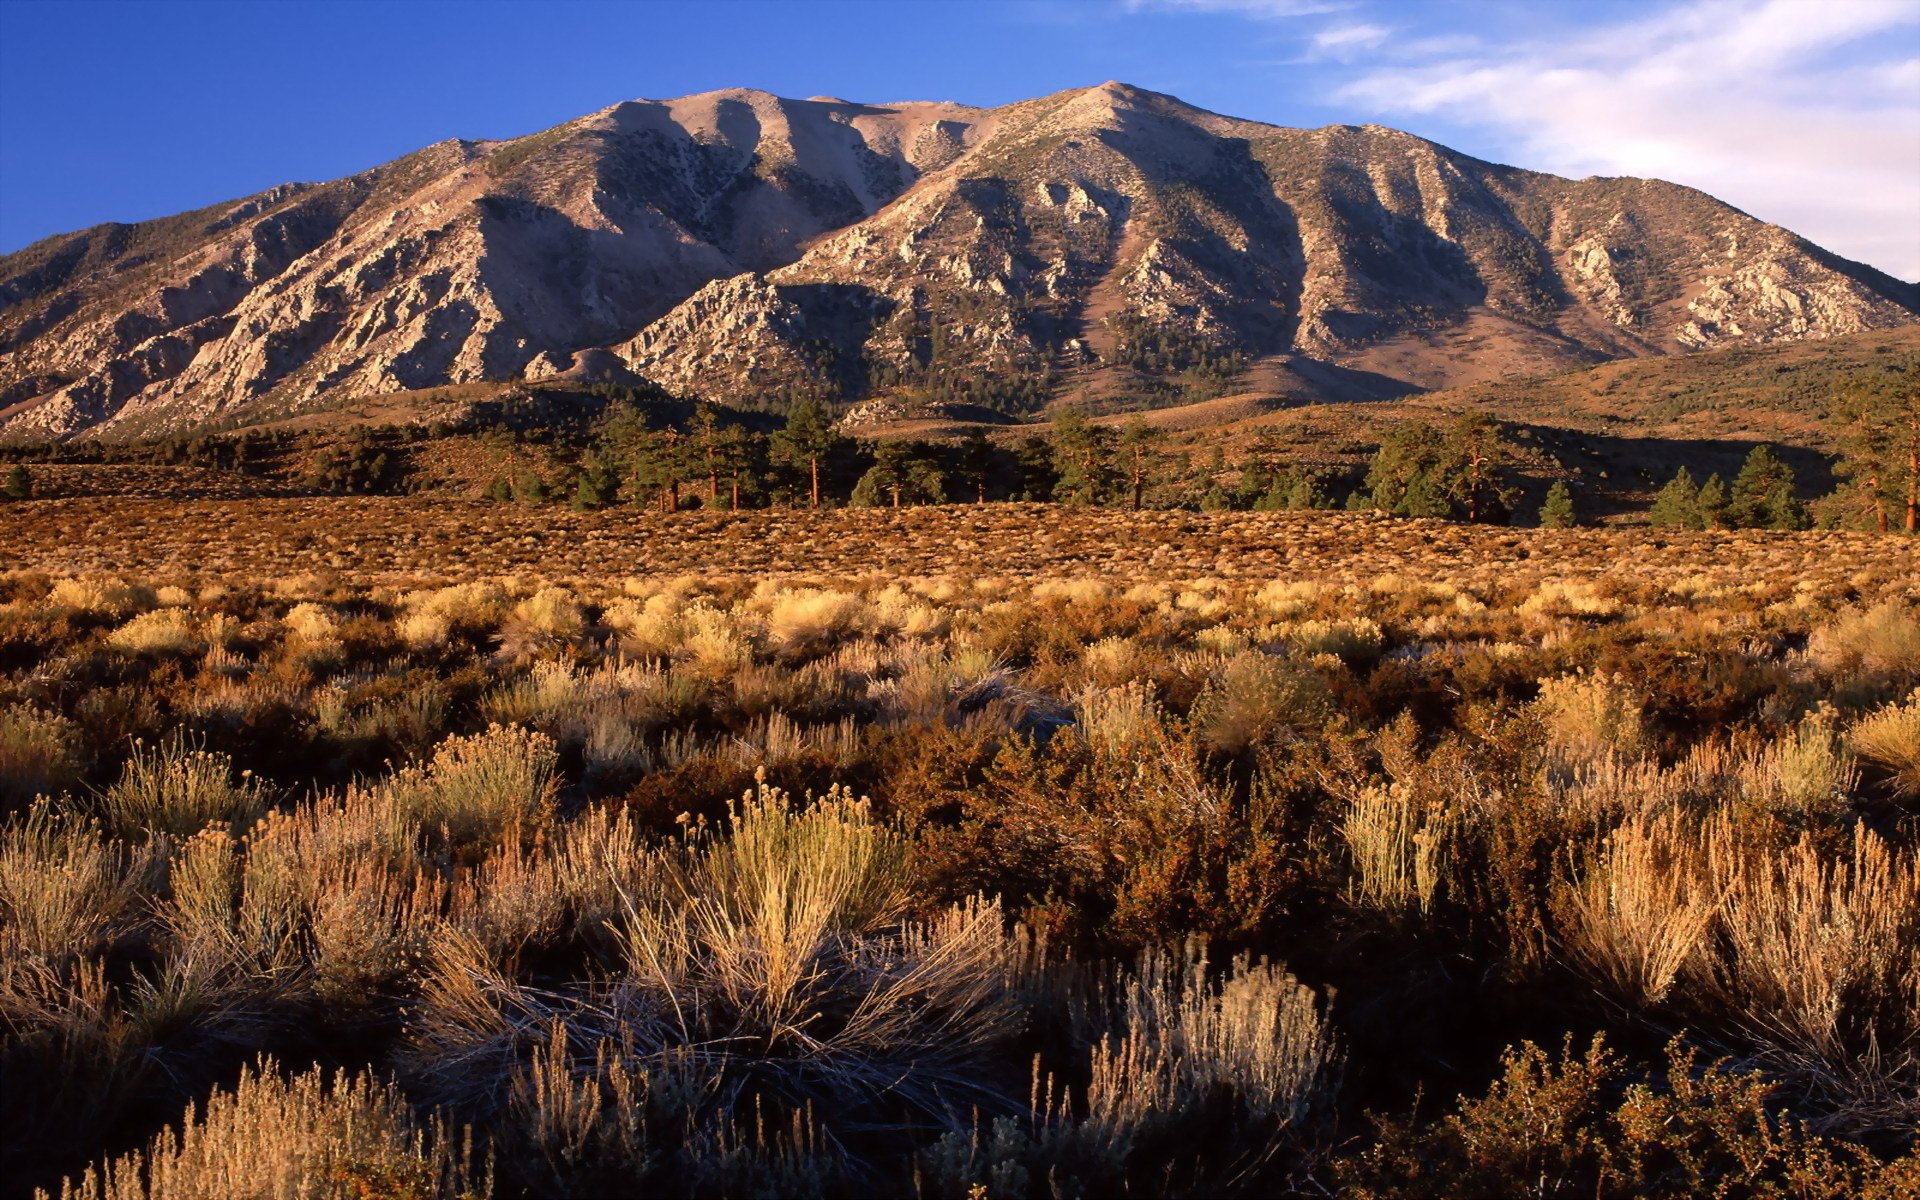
(303, 434), (407, 496)
(1359, 414), (1526, 523)
(1649, 444), (1810, 531)
(1831, 363), (1919, 533)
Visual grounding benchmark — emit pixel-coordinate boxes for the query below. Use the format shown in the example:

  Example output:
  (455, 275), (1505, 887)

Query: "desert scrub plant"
(1808, 601), (1920, 680)
(281, 601), (339, 643)
(925, 945), (1340, 1197)
(762, 586), (864, 654)
(1341, 782), (1452, 920)
(1337, 1035), (1914, 1199)
(404, 780), (1027, 1181)
(42, 1058), (487, 1200)
(1737, 708), (1858, 821)
(1532, 671), (1647, 767)
(1847, 690), (1920, 800)
(0, 704), (84, 805)
(1706, 822), (1919, 1122)
(47, 577), (156, 619)
(95, 735), (270, 840)
(384, 725), (557, 852)
(104, 608), (203, 658)
(1188, 652), (1334, 756)
(0, 802), (149, 962)
(1083, 945), (1338, 1151)
(1553, 812), (1718, 1007)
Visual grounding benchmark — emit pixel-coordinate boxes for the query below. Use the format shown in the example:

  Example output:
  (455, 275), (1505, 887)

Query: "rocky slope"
(2, 82), (1914, 440)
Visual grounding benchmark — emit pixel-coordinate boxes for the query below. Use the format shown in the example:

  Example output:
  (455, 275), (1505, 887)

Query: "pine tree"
(1726, 444), (1801, 529)
(772, 399), (839, 508)
(1364, 416), (1517, 521)
(1050, 409), (1115, 506)
(851, 441), (945, 507)
(1282, 469), (1332, 510)
(570, 458), (619, 511)
(958, 429), (996, 503)
(1118, 417), (1165, 510)
(2, 464), (31, 501)
(1539, 480), (1577, 528)
(1650, 467), (1701, 529)
(1832, 363), (1919, 533)
(1696, 474), (1728, 529)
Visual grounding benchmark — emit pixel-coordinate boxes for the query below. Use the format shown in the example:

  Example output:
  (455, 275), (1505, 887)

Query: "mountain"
(2, 82), (1915, 441)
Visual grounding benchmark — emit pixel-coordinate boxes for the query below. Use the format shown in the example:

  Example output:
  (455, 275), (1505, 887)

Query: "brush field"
(2, 498), (1918, 1198)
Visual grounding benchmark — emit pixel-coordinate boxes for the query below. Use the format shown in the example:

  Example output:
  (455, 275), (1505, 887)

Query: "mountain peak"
(2, 84), (1913, 441)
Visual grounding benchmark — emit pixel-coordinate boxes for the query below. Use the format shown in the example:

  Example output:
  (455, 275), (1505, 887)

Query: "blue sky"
(2, 0), (1916, 278)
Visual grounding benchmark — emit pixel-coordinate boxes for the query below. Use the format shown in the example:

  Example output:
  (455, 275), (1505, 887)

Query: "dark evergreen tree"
(1539, 480), (1578, 528)
(1650, 467), (1703, 529)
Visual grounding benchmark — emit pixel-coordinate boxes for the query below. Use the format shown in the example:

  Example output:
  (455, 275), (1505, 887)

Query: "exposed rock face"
(2, 82), (1913, 439)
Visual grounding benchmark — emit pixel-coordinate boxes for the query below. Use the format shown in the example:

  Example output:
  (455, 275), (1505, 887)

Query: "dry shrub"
(1342, 783), (1451, 918)
(397, 581), (510, 648)
(0, 704), (83, 804)
(406, 780), (1025, 1179)
(1533, 672), (1646, 765)
(384, 725), (557, 850)
(1742, 710), (1858, 820)
(0, 803), (148, 962)
(1085, 946), (1337, 1144)
(1339, 1036), (1910, 1199)
(104, 609), (202, 658)
(48, 578), (156, 618)
(1809, 602), (1920, 677)
(1710, 824), (1918, 1073)
(1517, 579), (1622, 621)
(281, 601), (339, 642)
(96, 736), (269, 840)
(1189, 652), (1333, 755)
(1272, 617), (1383, 663)
(44, 1058), (485, 1200)
(764, 587), (864, 652)
(1554, 812), (1717, 1006)
(1848, 690), (1920, 799)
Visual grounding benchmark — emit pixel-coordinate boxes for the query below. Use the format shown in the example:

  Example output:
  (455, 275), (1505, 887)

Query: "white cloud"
(1335, 0), (1920, 280)
(1312, 22), (1390, 55)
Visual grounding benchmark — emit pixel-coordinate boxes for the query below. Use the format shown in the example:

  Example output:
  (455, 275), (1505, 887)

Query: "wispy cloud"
(1334, 0), (1920, 279)
(1124, 0), (1920, 280)
(1310, 21), (1390, 57)
(1123, 0), (1349, 19)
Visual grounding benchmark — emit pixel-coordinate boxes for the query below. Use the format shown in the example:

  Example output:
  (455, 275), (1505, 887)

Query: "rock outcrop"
(2, 82), (1913, 439)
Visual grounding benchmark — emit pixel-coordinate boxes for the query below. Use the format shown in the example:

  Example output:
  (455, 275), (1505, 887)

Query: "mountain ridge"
(3, 81), (1914, 441)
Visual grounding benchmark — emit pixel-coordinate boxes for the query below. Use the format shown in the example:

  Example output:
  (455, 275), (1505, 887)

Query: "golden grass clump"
(1532, 672), (1646, 765)
(48, 577), (156, 618)
(1086, 946), (1338, 1139)
(1809, 602), (1920, 677)
(281, 601), (339, 642)
(104, 609), (203, 658)
(1341, 783), (1451, 918)
(1710, 823), (1918, 1066)
(0, 704), (84, 804)
(43, 1058), (485, 1200)
(1554, 812), (1717, 1006)
(763, 586), (864, 651)
(0, 803), (148, 963)
(1847, 690), (1920, 799)
(96, 736), (269, 840)
(384, 725), (558, 849)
